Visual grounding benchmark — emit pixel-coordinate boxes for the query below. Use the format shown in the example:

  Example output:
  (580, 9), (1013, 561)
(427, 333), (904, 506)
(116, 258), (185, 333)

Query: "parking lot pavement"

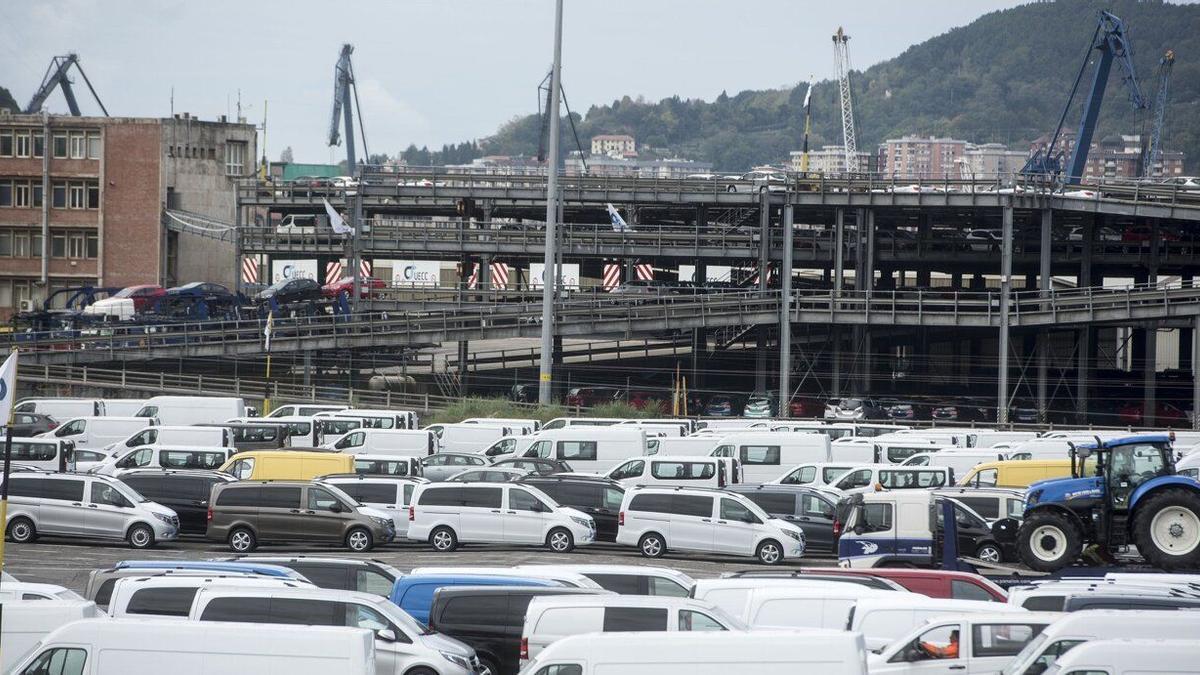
(6, 539), (839, 594)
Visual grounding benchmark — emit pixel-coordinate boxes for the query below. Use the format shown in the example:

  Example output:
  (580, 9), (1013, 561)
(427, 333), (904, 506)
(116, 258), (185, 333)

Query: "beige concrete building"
(590, 134), (636, 158)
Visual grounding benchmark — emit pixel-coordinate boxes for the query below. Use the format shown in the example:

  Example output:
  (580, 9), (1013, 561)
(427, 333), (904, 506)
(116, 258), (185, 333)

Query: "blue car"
(389, 574), (559, 624)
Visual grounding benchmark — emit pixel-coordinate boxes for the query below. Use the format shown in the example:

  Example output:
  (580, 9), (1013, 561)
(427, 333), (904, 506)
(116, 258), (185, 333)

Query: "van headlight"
(783, 528), (804, 542)
(570, 516), (593, 529)
(370, 516), (391, 528)
(152, 512), (174, 524)
(439, 651), (472, 668)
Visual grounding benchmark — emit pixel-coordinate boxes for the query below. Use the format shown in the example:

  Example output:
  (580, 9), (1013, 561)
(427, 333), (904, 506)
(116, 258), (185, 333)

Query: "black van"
(429, 586), (603, 675)
(1062, 594), (1200, 612)
(118, 469), (234, 535)
(517, 475), (624, 542)
(725, 484), (838, 553)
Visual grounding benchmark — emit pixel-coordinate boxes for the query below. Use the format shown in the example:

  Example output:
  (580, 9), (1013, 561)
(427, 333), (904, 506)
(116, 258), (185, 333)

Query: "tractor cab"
(1013, 433), (1200, 572)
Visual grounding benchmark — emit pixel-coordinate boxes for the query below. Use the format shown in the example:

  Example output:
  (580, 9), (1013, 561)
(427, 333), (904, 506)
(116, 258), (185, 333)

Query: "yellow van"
(957, 459), (1081, 489)
(218, 450), (353, 481)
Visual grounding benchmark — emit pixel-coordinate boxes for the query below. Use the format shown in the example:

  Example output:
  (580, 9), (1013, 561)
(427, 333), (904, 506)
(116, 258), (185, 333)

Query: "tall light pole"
(538, 0), (564, 405)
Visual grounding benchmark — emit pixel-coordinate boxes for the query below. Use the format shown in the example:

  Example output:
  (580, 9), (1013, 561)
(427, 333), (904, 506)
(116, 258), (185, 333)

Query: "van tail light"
(519, 637), (529, 660)
(207, 504), (214, 523)
(48, 421), (59, 430)
(618, 511), (625, 526)
(408, 505), (415, 521)
(832, 517), (842, 538)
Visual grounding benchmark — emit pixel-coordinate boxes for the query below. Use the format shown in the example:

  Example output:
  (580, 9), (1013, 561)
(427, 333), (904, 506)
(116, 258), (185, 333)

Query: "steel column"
(997, 205), (1013, 425)
(537, 0), (564, 405)
(1038, 209), (1052, 423)
(756, 189), (770, 393)
(780, 203), (794, 414)
(833, 208), (845, 295)
(1194, 314), (1200, 431)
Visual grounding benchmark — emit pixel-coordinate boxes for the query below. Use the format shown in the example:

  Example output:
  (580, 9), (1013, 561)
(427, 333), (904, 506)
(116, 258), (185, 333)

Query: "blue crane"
(1142, 50), (1175, 179)
(24, 54), (108, 116)
(328, 44), (367, 174)
(1022, 10), (1148, 184)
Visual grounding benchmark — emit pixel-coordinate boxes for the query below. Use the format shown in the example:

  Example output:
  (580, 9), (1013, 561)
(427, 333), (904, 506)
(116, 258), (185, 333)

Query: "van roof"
(226, 450), (343, 459)
(1037, 609), (1200, 636)
(852, 597), (1013, 614)
(970, 459), (1074, 470)
(527, 594), (720, 611)
(1053, 639), (1199, 672)
(514, 564), (695, 586)
(112, 561), (302, 578)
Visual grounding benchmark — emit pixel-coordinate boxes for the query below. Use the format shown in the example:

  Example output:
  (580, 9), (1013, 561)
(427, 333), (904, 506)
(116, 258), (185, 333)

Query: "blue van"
(389, 574), (559, 624)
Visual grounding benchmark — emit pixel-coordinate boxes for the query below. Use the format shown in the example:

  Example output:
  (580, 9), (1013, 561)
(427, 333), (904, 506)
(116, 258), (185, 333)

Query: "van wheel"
(1017, 511), (1081, 572)
(430, 526), (458, 552)
(476, 655), (501, 675)
(639, 532), (666, 558)
(404, 668), (437, 675)
(6, 517), (36, 543)
(346, 527), (373, 552)
(127, 524), (155, 549)
(546, 527), (574, 553)
(975, 542), (1003, 564)
(756, 539), (783, 565)
(228, 527), (257, 553)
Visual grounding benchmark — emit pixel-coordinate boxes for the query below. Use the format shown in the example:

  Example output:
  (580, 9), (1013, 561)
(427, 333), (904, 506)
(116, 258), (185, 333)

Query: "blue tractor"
(1014, 434), (1200, 571)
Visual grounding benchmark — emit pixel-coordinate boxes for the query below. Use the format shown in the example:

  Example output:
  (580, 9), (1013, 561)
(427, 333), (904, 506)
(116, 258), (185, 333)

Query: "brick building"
(0, 111), (255, 319)
(590, 134), (636, 158)
(880, 135), (968, 180)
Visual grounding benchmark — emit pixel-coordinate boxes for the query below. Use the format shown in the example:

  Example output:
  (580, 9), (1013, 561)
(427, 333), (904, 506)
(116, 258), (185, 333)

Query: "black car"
(166, 281), (235, 301)
(492, 457), (572, 476)
(219, 555), (401, 597)
(255, 277), (322, 305)
(725, 484), (838, 554)
(517, 475), (624, 542)
(429, 586), (602, 675)
(3, 412), (58, 436)
(935, 498), (1013, 564)
(118, 469), (235, 535)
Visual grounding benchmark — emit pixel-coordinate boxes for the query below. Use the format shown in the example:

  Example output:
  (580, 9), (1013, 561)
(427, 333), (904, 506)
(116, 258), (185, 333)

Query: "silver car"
(3, 470), (179, 548)
(418, 452), (490, 481)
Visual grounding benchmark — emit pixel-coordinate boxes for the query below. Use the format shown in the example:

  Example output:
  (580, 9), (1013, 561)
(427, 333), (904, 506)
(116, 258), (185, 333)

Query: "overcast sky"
(4, 0), (1036, 161)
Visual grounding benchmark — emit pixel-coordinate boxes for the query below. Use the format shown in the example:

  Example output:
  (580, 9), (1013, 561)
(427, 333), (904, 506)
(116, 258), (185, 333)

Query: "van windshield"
(1001, 631), (1049, 675)
(321, 483), (361, 507)
(112, 479), (149, 503)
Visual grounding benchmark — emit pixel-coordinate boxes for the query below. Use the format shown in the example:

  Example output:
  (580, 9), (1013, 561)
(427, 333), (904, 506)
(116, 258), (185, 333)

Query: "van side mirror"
(375, 628), (397, 642)
(329, 502), (345, 513)
(853, 523), (866, 535)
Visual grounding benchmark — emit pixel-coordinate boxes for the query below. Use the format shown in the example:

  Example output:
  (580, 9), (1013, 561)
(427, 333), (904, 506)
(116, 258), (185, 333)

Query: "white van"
(14, 398), (104, 420)
(903, 449), (1007, 477)
(320, 474), (425, 535)
(106, 425), (233, 453)
(709, 431), (834, 483)
(351, 453), (424, 478)
(965, 430), (1038, 448)
(1004, 438), (1073, 461)
(267, 403), (347, 418)
(225, 415), (323, 447)
(100, 399), (146, 416)
(326, 428), (437, 456)
(831, 464), (954, 494)
(869, 611), (1060, 675)
(620, 418), (695, 433)
(94, 444), (237, 475)
(320, 408), (419, 430)
(187, 586), (475, 674)
(616, 486), (806, 564)
(426, 423), (512, 453)
(1047, 639), (1196, 675)
(520, 630), (868, 675)
(605, 455), (735, 488)
(135, 396), (247, 426)
(461, 417), (540, 432)
(889, 429), (970, 447)
(617, 420), (690, 437)
(42, 416), (155, 451)
(408, 482), (596, 553)
(721, 585), (895, 630)
(848, 597), (1027, 651)
(646, 436), (717, 456)
(9, 617), (375, 675)
(1002, 610), (1200, 675)
(107, 574), (313, 619)
(771, 462), (856, 486)
(873, 439), (941, 464)
(541, 417), (625, 430)
(1, 600), (104, 674)
(518, 427), (646, 474)
(521, 595), (746, 664)
(5, 438), (76, 472)
(479, 435), (525, 458)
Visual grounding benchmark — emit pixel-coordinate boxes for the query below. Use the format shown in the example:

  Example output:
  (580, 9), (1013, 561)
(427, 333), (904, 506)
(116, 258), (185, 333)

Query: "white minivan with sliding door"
(616, 486), (806, 564)
(517, 427), (646, 474)
(41, 416), (155, 451)
(408, 482), (596, 553)
(709, 432), (842, 483)
(5, 438), (76, 472)
(325, 428), (437, 456)
(604, 455), (735, 488)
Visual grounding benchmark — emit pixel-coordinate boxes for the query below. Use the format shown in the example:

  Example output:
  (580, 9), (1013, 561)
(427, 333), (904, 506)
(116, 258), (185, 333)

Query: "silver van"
(3, 471), (179, 548)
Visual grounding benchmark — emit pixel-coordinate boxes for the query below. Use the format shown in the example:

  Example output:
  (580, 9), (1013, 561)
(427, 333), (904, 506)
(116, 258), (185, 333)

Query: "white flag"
(0, 350), (17, 425)
(606, 203), (633, 232)
(323, 198), (354, 235)
(263, 314), (274, 352)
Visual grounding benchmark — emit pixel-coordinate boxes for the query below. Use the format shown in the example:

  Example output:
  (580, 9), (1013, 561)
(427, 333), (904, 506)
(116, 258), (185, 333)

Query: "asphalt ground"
(5, 537), (841, 594)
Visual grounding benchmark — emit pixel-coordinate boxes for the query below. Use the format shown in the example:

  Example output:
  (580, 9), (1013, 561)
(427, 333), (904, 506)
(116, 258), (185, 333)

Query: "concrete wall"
(101, 119), (163, 288)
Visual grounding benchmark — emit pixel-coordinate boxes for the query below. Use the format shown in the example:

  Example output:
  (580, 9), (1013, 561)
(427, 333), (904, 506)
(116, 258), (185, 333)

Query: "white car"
(615, 486), (805, 564)
(408, 482), (596, 553)
(867, 612), (1059, 674)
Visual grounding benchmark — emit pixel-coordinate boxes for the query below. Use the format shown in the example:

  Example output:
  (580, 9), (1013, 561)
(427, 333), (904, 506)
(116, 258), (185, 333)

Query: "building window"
(0, 130), (11, 157)
(13, 232), (30, 257)
(225, 141), (246, 176)
(86, 232), (98, 258)
(69, 182), (86, 209)
(14, 132), (30, 158)
(32, 184), (43, 208)
(13, 181), (30, 208)
(87, 183), (100, 209)
(51, 181), (67, 208)
(0, 230), (10, 256)
(69, 132), (86, 159)
(87, 133), (101, 159)
(0, 180), (10, 207)
(32, 233), (42, 257)
(51, 232), (66, 258)
(33, 134), (45, 158)
(52, 133), (68, 158)
(68, 232), (85, 258)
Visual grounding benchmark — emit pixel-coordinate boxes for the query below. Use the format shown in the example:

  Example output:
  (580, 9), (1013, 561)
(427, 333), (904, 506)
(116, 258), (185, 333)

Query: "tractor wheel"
(1133, 488), (1200, 570)
(1017, 511), (1083, 572)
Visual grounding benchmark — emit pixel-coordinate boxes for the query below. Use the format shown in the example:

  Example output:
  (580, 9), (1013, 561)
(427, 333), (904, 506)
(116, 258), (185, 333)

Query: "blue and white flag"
(606, 203), (633, 232)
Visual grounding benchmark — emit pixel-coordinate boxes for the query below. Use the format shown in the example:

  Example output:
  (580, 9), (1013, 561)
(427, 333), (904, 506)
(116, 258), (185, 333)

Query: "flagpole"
(262, 314), (273, 416)
(0, 347), (20, 666)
